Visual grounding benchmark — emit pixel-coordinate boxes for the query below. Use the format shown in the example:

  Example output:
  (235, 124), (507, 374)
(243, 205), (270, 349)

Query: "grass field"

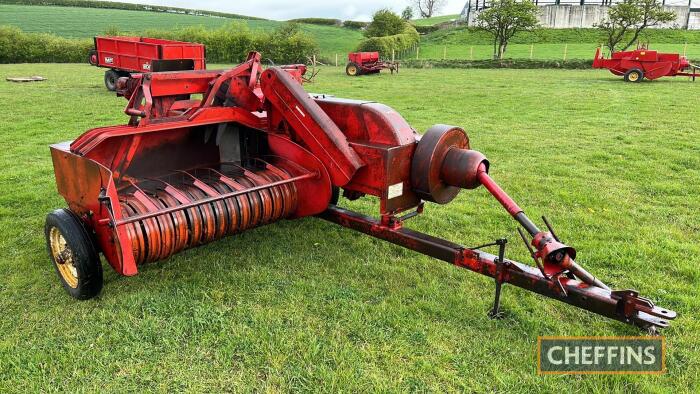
(0, 63), (698, 391)
(0, 4), (364, 54)
(402, 42), (700, 61)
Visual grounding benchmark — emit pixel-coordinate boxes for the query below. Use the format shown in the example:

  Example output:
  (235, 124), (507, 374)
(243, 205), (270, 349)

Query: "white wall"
(464, 5), (692, 29)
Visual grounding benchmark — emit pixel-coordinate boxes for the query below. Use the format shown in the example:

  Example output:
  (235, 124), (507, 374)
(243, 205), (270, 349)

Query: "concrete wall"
(463, 5), (691, 29)
(689, 11), (700, 29)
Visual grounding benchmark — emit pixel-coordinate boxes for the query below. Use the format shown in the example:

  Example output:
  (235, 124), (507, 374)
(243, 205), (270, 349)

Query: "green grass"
(0, 63), (698, 391)
(412, 14), (461, 26)
(0, 4), (364, 55)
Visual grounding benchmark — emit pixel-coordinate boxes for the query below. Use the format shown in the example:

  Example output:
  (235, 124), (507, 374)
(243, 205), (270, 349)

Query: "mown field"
(0, 63), (698, 392)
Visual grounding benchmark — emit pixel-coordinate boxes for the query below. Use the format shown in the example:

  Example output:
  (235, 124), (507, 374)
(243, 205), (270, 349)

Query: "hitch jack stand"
(488, 238), (508, 319)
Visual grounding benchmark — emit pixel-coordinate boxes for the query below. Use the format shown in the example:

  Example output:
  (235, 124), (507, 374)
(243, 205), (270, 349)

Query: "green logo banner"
(538, 337), (665, 374)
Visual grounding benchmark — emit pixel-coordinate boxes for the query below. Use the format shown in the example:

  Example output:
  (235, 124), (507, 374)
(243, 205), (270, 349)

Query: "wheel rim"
(629, 72), (640, 82)
(49, 226), (78, 288)
(348, 65), (357, 75)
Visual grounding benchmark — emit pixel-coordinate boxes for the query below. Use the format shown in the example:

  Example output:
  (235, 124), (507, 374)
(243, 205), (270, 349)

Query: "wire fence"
(319, 42), (698, 65)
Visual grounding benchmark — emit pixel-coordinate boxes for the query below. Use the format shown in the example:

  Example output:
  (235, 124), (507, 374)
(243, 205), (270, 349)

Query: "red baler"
(346, 52), (399, 76)
(46, 52), (676, 333)
(593, 47), (699, 82)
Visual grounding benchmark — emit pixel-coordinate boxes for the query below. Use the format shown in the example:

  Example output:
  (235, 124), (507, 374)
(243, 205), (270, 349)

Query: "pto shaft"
(474, 163), (609, 290)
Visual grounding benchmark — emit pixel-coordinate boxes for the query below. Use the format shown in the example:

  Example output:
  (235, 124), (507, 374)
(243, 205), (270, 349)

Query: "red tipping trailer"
(593, 47), (699, 82)
(88, 36), (206, 91)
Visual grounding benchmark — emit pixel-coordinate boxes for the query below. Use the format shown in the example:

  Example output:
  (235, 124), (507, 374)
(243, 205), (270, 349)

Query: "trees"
(364, 9), (406, 38)
(412, 0), (446, 19)
(402, 6), (414, 21)
(597, 0), (676, 53)
(476, 0), (539, 60)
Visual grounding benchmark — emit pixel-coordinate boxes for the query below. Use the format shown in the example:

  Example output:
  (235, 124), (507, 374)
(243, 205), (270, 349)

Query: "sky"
(112, 0), (468, 22)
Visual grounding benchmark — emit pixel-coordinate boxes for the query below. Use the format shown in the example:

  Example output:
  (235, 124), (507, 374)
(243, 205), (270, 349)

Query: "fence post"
(470, 46), (474, 60)
(563, 44), (568, 62)
(683, 42), (688, 57)
(392, 49), (395, 62)
(416, 46), (420, 59)
(530, 44), (534, 60)
(313, 54), (317, 67)
(335, 53), (338, 67)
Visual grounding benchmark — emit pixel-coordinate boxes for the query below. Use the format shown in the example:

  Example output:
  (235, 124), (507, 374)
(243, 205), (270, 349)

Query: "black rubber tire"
(87, 49), (97, 66)
(623, 68), (644, 83)
(104, 69), (118, 91)
(45, 209), (103, 300)
(346, 62), (361, 76)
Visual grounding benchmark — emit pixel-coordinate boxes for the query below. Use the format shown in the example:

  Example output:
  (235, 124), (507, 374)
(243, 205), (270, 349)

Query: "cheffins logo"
(538, 336), (665, 374)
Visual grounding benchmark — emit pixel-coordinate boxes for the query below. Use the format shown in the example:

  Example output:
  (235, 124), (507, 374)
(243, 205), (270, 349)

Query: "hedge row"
(0, 0), (265, 20)
(288, 18), (341, 26)
(0, 26), (92, 63)
(356, 24), (420, 57)
(399, 58), (595, 69)
(0, 23), (319, 64)
(342, 21), (369, 30)
(413, 25), (439, 34)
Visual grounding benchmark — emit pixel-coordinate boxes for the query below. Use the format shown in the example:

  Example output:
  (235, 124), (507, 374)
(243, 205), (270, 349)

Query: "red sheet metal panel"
(94, 36), (205, 73)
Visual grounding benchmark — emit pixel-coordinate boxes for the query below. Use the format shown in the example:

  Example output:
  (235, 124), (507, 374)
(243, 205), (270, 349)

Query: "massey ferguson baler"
(593, 47), (700, 82)
(46, 52), (676, 332)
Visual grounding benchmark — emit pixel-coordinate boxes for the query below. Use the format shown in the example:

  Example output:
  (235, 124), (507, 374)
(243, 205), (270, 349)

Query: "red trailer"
(346, 52), (399, 76)
(88, 36), (206, 91)
(593, 47), (699, 82)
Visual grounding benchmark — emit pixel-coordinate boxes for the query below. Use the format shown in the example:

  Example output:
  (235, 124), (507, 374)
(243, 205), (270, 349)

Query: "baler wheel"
(624, 68), (644, 83)
(45, 209), (103, 300)
(104, 70), (118, 91)
(346, 62), (360, 76)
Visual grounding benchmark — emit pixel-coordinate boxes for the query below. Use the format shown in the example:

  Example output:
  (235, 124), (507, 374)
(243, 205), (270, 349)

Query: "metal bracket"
(488, 238), (508, 319)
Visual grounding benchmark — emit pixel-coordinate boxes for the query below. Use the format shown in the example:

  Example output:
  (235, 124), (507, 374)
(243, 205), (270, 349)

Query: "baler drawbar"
(46, 52), (676, 331)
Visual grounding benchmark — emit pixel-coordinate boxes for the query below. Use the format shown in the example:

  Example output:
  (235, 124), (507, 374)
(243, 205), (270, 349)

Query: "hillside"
(0, 4), (364, 55)
(2, 3), (699, 62)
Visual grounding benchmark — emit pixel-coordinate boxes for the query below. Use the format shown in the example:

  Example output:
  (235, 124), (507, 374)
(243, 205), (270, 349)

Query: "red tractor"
(346, 52), (399, 76)
(593, 47), (699, 82)
(88, 36), (206, 91)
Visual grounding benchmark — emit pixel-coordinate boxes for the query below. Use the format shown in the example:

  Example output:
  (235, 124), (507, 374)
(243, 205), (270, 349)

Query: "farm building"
(460, 0), (700, 29)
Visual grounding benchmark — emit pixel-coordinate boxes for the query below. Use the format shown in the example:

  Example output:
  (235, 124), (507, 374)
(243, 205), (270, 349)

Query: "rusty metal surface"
(320, 206), (677, 330)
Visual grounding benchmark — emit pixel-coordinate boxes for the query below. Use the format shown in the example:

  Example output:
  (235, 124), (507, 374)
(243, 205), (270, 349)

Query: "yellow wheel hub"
(49, 226), (78, 288)
(348, 65), (357, 75)
(629, 72), (639, 82)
